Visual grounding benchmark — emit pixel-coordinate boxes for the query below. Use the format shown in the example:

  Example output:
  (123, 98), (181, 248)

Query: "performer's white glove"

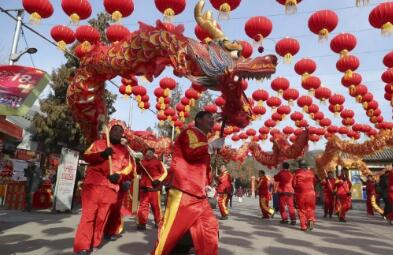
(208, 137), (225, 154)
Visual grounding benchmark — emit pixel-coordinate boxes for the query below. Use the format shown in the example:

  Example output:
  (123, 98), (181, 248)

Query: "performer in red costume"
(104, 137), (136, 240)
(151, 111), (224, 255)
(216, 165), (233, 220)
(257, 170), (275, 219)
(274, 162), (296, 224)
(334, 167), (352, 222)
(292, 159), (317, 231)
(74, 124), (133, 255)
(320, 171), (336, 218)
(137, 147), (168, 230)
(361, 175), (377, 216)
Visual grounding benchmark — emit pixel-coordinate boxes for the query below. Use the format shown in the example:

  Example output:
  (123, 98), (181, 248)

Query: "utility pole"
(9, 9), (24, 65)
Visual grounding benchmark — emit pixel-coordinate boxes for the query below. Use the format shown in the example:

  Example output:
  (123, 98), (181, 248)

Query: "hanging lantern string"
(1, 6), (160, 118)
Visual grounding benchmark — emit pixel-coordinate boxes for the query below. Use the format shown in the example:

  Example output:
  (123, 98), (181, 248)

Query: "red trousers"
(278, 194), (296, 221)
(259, 194), (274, 218)
(335, 196), (351, 220)
(138, 190), (162, 225)
(151, 189), (219, 255)
(323, 193), (334, 217)
(295, 190), (316, 230)
(217, 193), (229, 217)
(366, 193), (374, 216)
(74, 185), (117, 252)
(104, 191), (127, 236)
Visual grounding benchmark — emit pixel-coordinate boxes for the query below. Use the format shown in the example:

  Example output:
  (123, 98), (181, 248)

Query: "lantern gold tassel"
(163, 8), (175, 22)
(56, 41), (67, 51)
(318, 28), (329, 42)
(218, 3), (231, 20)
(381, 22), (393, 36)
(29, 12), (42, 25)
(70, 13), (80, 25)
(111, 11), (123, 23)
(285, 0), (298, 15)
(284, 53), (293, 64)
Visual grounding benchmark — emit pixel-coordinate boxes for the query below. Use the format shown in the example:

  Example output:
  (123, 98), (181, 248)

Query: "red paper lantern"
(50, 25), (75, 50)
(329, 94), (345, 114)
(204, 104), (218, 113)
(22, 0), (53, 23)
(106, 25), (130, 43)
(159, 77), (177, 97)
(209, 0), (241, 19)
(355, 84), (368, 102)
(382, 69), (393, 83)
(277, 105), (291, 116)
(294, 58), (317, 78)
(239, 40), (253, 58)
(232, 134), (240, 142)
(342, 118), (355, 127)
(327, 125), (338, 134)
(297, 95), (313, 110)
(259, 127), (270, 134)
(155, 0), (186, 21)
(301, 76), (321, 93)
(185, 88), (199, 106)
(308, 10), (339, 40)
(319, 118), (332, 127)
(313, 111), (324, 122)
(252, 89), (269, 105)
(194, 23), (222, 42)
(341, 72), (362, 89)
(104, 0), (134, 22)
(245, 16), (273, 44)
(383, 50), (393, 68)
(272, 113), (283, 122)
(369, 2), (393, 35)
(336, 55), (360, 79)
(61, 0), (92, 24)
(283, 88), (299, 103)
(289, 135), (297, 143)
(340, 109), (354, 119)
(330, 33), (357, 57)
(252, 106), (266, 115)
(215, 96), (226, 107)
(290, 111), (303, 122)
(239, 133), (248, 140)
(246, 128), (257, 137)
(283, 126), (294, 135)
(266, 96), (281, 109)
(338, 126), (349, 135)
(307, 104), (319, 114)
(314, 87), (331, 102)
(75, 25), (100, 51)
(265, 119), (276, 128)
(74, 44), (87, 59)
(271, 77), (290, 95)
(309, 134), (320, 143)
(276, 0), (303, 14)
(275, 37), (300, 63)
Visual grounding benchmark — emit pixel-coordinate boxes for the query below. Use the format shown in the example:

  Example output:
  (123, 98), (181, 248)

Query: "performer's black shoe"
(339, 218), (347, 223)
(75, 250), (88, 255)
(154, 223), (159, 229)
(290, 220), (296, 225)
(329, 214), (332, 218)
(280, 220), (289, 224)
(137, 224), (147, 230)
(300, 228), (307, 232)
(220, 216), (228, 220)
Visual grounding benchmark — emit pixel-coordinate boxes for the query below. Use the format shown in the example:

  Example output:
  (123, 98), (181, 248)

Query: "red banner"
(0, 65), (49, 116)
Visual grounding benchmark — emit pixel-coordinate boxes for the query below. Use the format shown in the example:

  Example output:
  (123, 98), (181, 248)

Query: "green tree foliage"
(31, 13), (116, 154)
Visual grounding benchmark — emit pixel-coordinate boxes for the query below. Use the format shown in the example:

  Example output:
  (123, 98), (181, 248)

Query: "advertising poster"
(54, 148), (79, 211)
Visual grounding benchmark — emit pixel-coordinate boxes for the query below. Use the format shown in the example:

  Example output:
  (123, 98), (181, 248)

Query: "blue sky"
(0, 0), (392, 151)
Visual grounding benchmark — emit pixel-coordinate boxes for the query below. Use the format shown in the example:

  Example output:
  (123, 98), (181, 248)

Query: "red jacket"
(257, 176), (270, 196)
(83, 139), (134, 192)
(321, 177), (336, 195)
(169, 127), (212, 198)
(335, 175), (352, 198)
(292, 169), (317, 193)
(274, 170), (294, 194)
(216, 170), (232, 194)
(365, 180), (376, 196)
(138, 157), (167, 189)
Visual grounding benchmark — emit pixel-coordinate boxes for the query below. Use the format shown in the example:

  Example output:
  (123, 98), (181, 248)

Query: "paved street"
(1, 197), (392, 255)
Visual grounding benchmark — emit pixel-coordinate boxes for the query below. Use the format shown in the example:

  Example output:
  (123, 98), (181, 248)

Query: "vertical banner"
(54, 148), (79, 211)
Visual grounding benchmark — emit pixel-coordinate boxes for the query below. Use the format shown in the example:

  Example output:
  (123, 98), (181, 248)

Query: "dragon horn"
(195, 0), (225, 41)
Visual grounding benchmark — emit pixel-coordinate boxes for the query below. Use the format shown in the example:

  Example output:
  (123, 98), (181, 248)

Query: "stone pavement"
(0, 197), (392, 255)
